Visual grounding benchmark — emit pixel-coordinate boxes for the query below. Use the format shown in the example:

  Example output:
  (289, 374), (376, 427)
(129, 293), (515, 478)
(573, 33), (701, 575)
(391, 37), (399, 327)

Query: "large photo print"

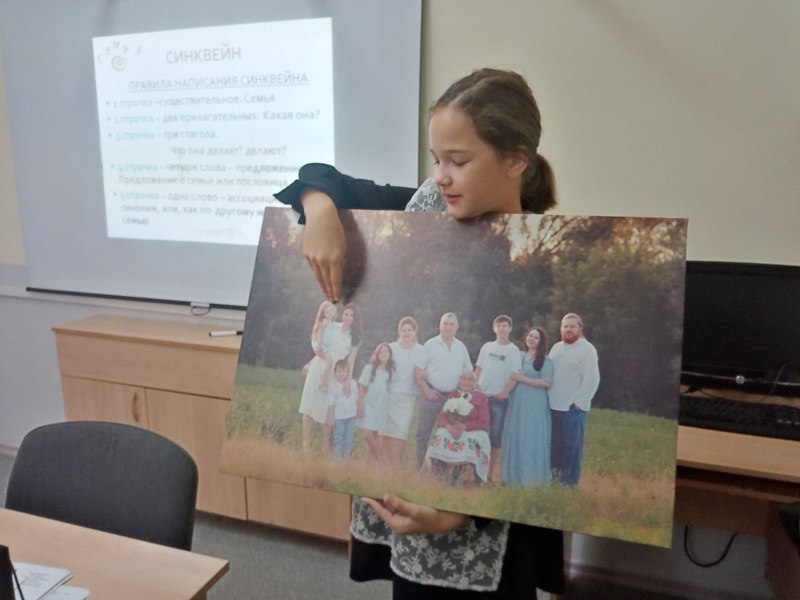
(221, 207), (687, 547)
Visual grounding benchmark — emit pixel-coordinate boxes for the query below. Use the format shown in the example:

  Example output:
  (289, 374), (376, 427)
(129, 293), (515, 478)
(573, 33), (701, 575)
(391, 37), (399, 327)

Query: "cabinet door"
(61, 376), (148, 427)
(246, 479), (351, 541)
(146, 389), (246, 519)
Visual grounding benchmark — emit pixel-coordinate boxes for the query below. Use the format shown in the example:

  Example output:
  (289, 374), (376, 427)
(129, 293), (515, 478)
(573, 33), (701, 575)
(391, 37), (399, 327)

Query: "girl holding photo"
(276, 68), (564, 599)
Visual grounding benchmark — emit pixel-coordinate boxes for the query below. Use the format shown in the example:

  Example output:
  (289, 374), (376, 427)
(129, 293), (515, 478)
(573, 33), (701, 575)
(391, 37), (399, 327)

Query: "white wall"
(1, 2), (794, 597)
(419, 0), (799, 267)
(0, 44), (23, 266)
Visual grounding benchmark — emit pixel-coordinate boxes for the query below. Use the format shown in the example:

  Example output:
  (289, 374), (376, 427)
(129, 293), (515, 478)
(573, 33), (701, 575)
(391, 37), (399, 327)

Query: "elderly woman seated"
(423, 371), (491, 485)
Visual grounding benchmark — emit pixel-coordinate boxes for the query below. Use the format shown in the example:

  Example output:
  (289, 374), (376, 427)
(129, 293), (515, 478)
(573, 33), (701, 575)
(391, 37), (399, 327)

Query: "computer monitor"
(681, 261), (800, 397)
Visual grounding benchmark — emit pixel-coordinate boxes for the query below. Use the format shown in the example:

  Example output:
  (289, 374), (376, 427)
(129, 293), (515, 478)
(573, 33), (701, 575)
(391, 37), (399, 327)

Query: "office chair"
(5, 421), (198, 550)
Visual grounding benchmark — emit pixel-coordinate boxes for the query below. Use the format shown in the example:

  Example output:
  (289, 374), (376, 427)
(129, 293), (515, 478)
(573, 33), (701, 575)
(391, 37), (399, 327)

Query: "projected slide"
(94, 19), (333, 245)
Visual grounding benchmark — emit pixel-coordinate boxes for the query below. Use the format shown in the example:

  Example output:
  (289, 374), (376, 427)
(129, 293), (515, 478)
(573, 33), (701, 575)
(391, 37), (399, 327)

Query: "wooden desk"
(675, 426), (800, 599)
(0, 508), (229, 600)
(53, 315), (351, 541)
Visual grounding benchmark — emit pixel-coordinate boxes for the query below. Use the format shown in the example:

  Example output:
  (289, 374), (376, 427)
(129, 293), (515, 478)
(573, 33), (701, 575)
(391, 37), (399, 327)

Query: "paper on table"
(42, 585), (90, 600)
(12, 562), (72, 600)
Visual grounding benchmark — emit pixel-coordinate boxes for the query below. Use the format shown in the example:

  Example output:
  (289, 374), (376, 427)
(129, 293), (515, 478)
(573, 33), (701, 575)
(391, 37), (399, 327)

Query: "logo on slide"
(96, 40), (141, 71)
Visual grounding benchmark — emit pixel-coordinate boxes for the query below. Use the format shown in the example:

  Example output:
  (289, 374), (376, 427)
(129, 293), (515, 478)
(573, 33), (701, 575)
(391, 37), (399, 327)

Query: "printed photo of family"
(221, 207), (687, 547)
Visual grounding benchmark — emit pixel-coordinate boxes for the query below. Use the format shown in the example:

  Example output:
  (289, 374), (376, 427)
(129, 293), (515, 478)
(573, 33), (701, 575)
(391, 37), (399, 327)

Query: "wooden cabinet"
(62, 376), (148, 426)
(53, 315), (350, 540)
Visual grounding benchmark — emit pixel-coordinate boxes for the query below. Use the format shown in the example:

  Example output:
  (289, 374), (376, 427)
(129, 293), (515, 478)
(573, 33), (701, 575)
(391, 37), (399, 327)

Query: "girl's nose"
(434, 164), (451, 187)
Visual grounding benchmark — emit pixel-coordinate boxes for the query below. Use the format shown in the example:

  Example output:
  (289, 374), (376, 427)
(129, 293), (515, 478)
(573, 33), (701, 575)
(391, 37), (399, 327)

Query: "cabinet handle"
(131, 392), (140, 423)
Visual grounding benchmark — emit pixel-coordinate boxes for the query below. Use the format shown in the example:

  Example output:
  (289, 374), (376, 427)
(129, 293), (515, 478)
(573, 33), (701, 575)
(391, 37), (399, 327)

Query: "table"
(0, 508), (229, 600)
(675, 425), (800, 599)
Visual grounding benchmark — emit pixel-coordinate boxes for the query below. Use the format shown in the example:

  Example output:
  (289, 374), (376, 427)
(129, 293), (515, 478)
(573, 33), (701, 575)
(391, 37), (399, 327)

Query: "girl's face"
(399, 323), (416, 343)
(378, 345), (391, 364)
(526, 329), (541, 351)
(335, 364), (349, 382)
(428, 106), (527, 219)
(342, 308), (354, 327)
(324, 304), (337, 320)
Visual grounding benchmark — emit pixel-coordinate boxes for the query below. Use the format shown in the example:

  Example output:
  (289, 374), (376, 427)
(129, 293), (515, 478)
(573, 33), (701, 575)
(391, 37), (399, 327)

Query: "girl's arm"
(356, 384), (367, 418)
(315, 319), (332, 358)
(274, 163), (415, 219)
(301, 191), (346, 302)
(346, 346), (359, 385)
(274, 163), (415, 301)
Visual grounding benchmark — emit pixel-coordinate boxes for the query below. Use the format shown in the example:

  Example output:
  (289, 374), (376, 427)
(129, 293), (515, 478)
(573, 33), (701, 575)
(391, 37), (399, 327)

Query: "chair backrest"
(5, 421), (198, 550)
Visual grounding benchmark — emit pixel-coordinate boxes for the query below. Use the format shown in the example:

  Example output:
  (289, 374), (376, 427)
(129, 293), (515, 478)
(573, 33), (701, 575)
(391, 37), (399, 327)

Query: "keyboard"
(678, 394), (800, 442)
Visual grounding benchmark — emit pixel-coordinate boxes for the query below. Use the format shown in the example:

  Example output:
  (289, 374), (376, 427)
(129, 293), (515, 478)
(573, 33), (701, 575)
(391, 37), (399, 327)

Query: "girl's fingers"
(305, 252), (343, 302)
(306, 257), (328, 298)
(301, 191), (346, 302)
(361, 495), (468, 535)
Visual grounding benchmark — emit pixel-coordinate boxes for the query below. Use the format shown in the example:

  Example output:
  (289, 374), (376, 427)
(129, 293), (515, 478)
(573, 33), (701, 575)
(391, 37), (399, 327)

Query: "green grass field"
(222, 364), (676, 547)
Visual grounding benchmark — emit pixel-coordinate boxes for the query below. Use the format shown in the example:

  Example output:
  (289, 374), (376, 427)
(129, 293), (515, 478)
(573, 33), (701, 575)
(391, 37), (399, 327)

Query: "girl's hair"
(396, 316), (419, 343)
(367, 342), (395, 384)
(522, 327), (550, 371)
(343, 303), (363, 346)
(432, 68), (557, 214)
(311, 301), (335, 341)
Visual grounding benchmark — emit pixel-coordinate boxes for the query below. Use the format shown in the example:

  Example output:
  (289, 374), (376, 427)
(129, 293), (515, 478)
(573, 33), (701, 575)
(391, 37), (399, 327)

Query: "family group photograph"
(221, 206), (688, 547)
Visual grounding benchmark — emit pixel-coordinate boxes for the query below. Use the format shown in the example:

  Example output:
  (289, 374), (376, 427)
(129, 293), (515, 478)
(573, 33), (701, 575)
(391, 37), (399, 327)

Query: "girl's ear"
(505, 147), (529, 178)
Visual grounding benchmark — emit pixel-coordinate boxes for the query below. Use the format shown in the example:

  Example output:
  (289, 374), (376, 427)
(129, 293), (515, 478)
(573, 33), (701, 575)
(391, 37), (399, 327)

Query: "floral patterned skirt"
(425, 428), (491, 483)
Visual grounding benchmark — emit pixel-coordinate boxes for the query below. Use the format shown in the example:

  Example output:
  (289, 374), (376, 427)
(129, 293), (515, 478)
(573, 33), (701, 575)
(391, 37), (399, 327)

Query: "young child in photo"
(330, 359), (358, 461)
(357, 342), (395, 459)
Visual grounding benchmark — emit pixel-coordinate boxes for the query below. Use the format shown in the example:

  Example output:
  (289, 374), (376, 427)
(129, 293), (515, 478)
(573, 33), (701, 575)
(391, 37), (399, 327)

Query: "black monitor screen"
(681, 261), (800, 397)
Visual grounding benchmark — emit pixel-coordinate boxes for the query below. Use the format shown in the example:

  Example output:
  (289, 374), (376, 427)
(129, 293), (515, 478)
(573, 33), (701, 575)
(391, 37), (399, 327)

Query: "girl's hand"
(302, 189), (346, 302)
(361, 494), (469, 535)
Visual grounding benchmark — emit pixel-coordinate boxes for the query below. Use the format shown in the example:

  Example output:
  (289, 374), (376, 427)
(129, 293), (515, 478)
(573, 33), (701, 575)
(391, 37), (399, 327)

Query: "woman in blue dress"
(503, 327), (554, 486)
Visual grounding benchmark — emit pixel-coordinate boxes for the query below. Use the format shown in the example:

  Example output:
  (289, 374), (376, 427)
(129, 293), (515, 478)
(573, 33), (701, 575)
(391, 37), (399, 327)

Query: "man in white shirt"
(548, 313), (600, 487)
(414, 312), (473, 467)
(475, 314), (521, 482)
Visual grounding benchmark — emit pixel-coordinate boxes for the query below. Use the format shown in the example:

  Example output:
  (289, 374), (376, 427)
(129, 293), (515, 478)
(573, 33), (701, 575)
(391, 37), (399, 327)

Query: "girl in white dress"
(357, 342), (395, 459)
